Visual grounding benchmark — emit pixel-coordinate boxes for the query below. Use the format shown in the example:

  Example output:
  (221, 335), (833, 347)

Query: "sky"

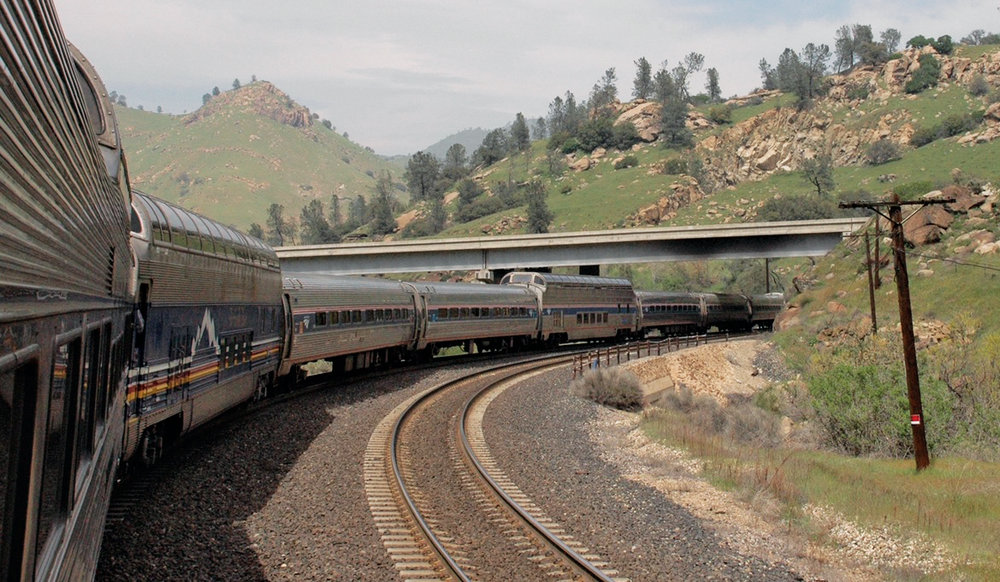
(56, 0), (995, 156)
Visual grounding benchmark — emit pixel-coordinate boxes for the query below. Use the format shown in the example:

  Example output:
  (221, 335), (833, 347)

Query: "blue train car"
(126, 192), (283, 466)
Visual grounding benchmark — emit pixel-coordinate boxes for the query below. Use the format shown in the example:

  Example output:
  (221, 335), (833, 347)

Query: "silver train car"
(704, 293), (753, 333)
(407, 281), (539, 354)
(1, 12), (133, 581)
(750, 292), (785, 331)
(127, 192), (284, 466)
(500, 272), (637, 343)
(280, 274), (417, 377)
(635, 291), (707, 336)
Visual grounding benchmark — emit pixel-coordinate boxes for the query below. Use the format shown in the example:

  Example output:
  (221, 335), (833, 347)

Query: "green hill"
(117, 81), (400, 232)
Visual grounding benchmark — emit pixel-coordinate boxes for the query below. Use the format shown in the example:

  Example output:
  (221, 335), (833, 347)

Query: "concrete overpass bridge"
(275, 217), (868, 279)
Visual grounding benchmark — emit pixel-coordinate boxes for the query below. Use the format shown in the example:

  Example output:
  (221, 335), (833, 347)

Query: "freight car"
(1, 24), (134, 582)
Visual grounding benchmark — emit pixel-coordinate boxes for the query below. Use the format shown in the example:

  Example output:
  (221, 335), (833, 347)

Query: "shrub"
(909, 125), (938, 147)
(757, 194), (836, 221)
(808, 364), (953, 457)
(893, 180), (936, 199)
(865, 138), (902, 165)
(570, 366), (643, 410)
(454, 195), (503, 223)
(659, 386), (782, 447)
(969, 74), (990, 97)
(707, 104), (732, 124)
(847, 84), (871, 101)
(662, 158), (688, 175)
(905, 54), (940, 94)
(614, 154), (639, 170)
(560, 137), (581, 154)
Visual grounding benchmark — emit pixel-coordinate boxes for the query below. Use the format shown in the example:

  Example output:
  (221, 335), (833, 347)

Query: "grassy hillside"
(117, 82), (400, 231)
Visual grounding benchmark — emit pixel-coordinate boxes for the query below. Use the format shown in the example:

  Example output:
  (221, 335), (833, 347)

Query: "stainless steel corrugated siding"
(1, 9), (131, 302)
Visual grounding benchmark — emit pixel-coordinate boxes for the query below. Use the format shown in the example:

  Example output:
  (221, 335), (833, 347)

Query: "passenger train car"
(499, 272), (638, 343)
(1, 9), (134, 580)
(280, 274), (417, 378)
(127, 192), (284, 466)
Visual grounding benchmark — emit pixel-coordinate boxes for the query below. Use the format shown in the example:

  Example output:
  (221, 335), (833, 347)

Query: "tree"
(705, 68), (721, 103)
(834, 25), (855, 71)
(633, 57), (653, 100)
(300, 199), (337, 244)
(562, 91), (584, 134)
(655, 64), (692, 148)
(590, 67), (618, 116)
(511, 112), (531, 153)
(443, 143), (468, 181)
(801, 154), (835, 197)
(202, 93), (211, 105)
(880, 28), (901, 53)
(547, 95), (566, 136)
(248, 223), (264, 240)
(931, 35), (954, 55)
(800, 43), (831, 98)
(532, 117), (547, 141)
(961, 29), (986, 45)
(329, 195), (342, 227)
(472, 128), (509, 167)
(233, 78), (241, 90)
(369, 172), (397, 236)
(265, 203), (296, 246)
(212, 86), (220, 96)
(405, 151), (441, 202)
(456, 178), (484, 205)
(525, 180), (553, 234)
(348, 195), (368, 226)
(758, 59), (776, 90)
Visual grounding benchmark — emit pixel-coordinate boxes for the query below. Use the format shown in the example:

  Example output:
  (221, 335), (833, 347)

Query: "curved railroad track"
(365, 354), (626, 581)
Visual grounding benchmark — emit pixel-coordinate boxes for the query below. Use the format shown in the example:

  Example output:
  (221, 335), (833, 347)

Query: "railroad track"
(365, 354), (626, 581)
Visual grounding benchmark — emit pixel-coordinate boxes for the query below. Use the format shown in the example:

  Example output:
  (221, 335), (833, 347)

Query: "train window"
(38, 339), (81, 561)
(315, 312), (327, 327)
(448, 308), (458, 319)
(470, 307), (479, 318)
(393, 309), (401, 320)
(603, 313), (609, 323)
(436, 308), (448, 320)
(364, 309), (373, 322)
(350, 310), (360, 323)
(328, 311), (337, 325)
(460, 308), (470, 318)
(1, 359), (37, 582)
(577, 313), (583, 324)
(77, 328), (102, 468)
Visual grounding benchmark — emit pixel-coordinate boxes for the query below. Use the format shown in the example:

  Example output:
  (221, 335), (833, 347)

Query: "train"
(0, 3), (784, 578)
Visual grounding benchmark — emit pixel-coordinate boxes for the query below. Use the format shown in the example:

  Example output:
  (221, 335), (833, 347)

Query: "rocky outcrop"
(625, 177), (705, 226)
(185, 81), (314, 129)
(615, 100), (661, 142)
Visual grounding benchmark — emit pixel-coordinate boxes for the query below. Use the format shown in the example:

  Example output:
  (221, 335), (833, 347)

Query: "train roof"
(282, 273), (409, 293)
(500, 271), (632, 288)
(132, 191), (278, 267)
(406, 280), (537, 297)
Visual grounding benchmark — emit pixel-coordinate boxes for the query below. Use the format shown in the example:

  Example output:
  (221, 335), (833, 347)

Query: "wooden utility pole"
(864, 231), (877, 334)
(840, 194), (953, 471)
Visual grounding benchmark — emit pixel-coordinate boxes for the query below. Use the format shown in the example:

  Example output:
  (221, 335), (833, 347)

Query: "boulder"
(570, 157), (592, 172)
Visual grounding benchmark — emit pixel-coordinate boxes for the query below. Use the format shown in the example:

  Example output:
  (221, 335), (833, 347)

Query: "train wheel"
(139, 426), (164, 467)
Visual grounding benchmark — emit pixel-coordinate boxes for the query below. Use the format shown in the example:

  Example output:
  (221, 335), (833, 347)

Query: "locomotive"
(0, 3), (784, 578)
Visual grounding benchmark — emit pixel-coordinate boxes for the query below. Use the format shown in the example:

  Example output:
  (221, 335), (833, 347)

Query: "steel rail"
(459, 358), (618, 582)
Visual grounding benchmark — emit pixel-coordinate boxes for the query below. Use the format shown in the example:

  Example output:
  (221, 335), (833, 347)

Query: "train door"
(166, 327), (191, 408)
